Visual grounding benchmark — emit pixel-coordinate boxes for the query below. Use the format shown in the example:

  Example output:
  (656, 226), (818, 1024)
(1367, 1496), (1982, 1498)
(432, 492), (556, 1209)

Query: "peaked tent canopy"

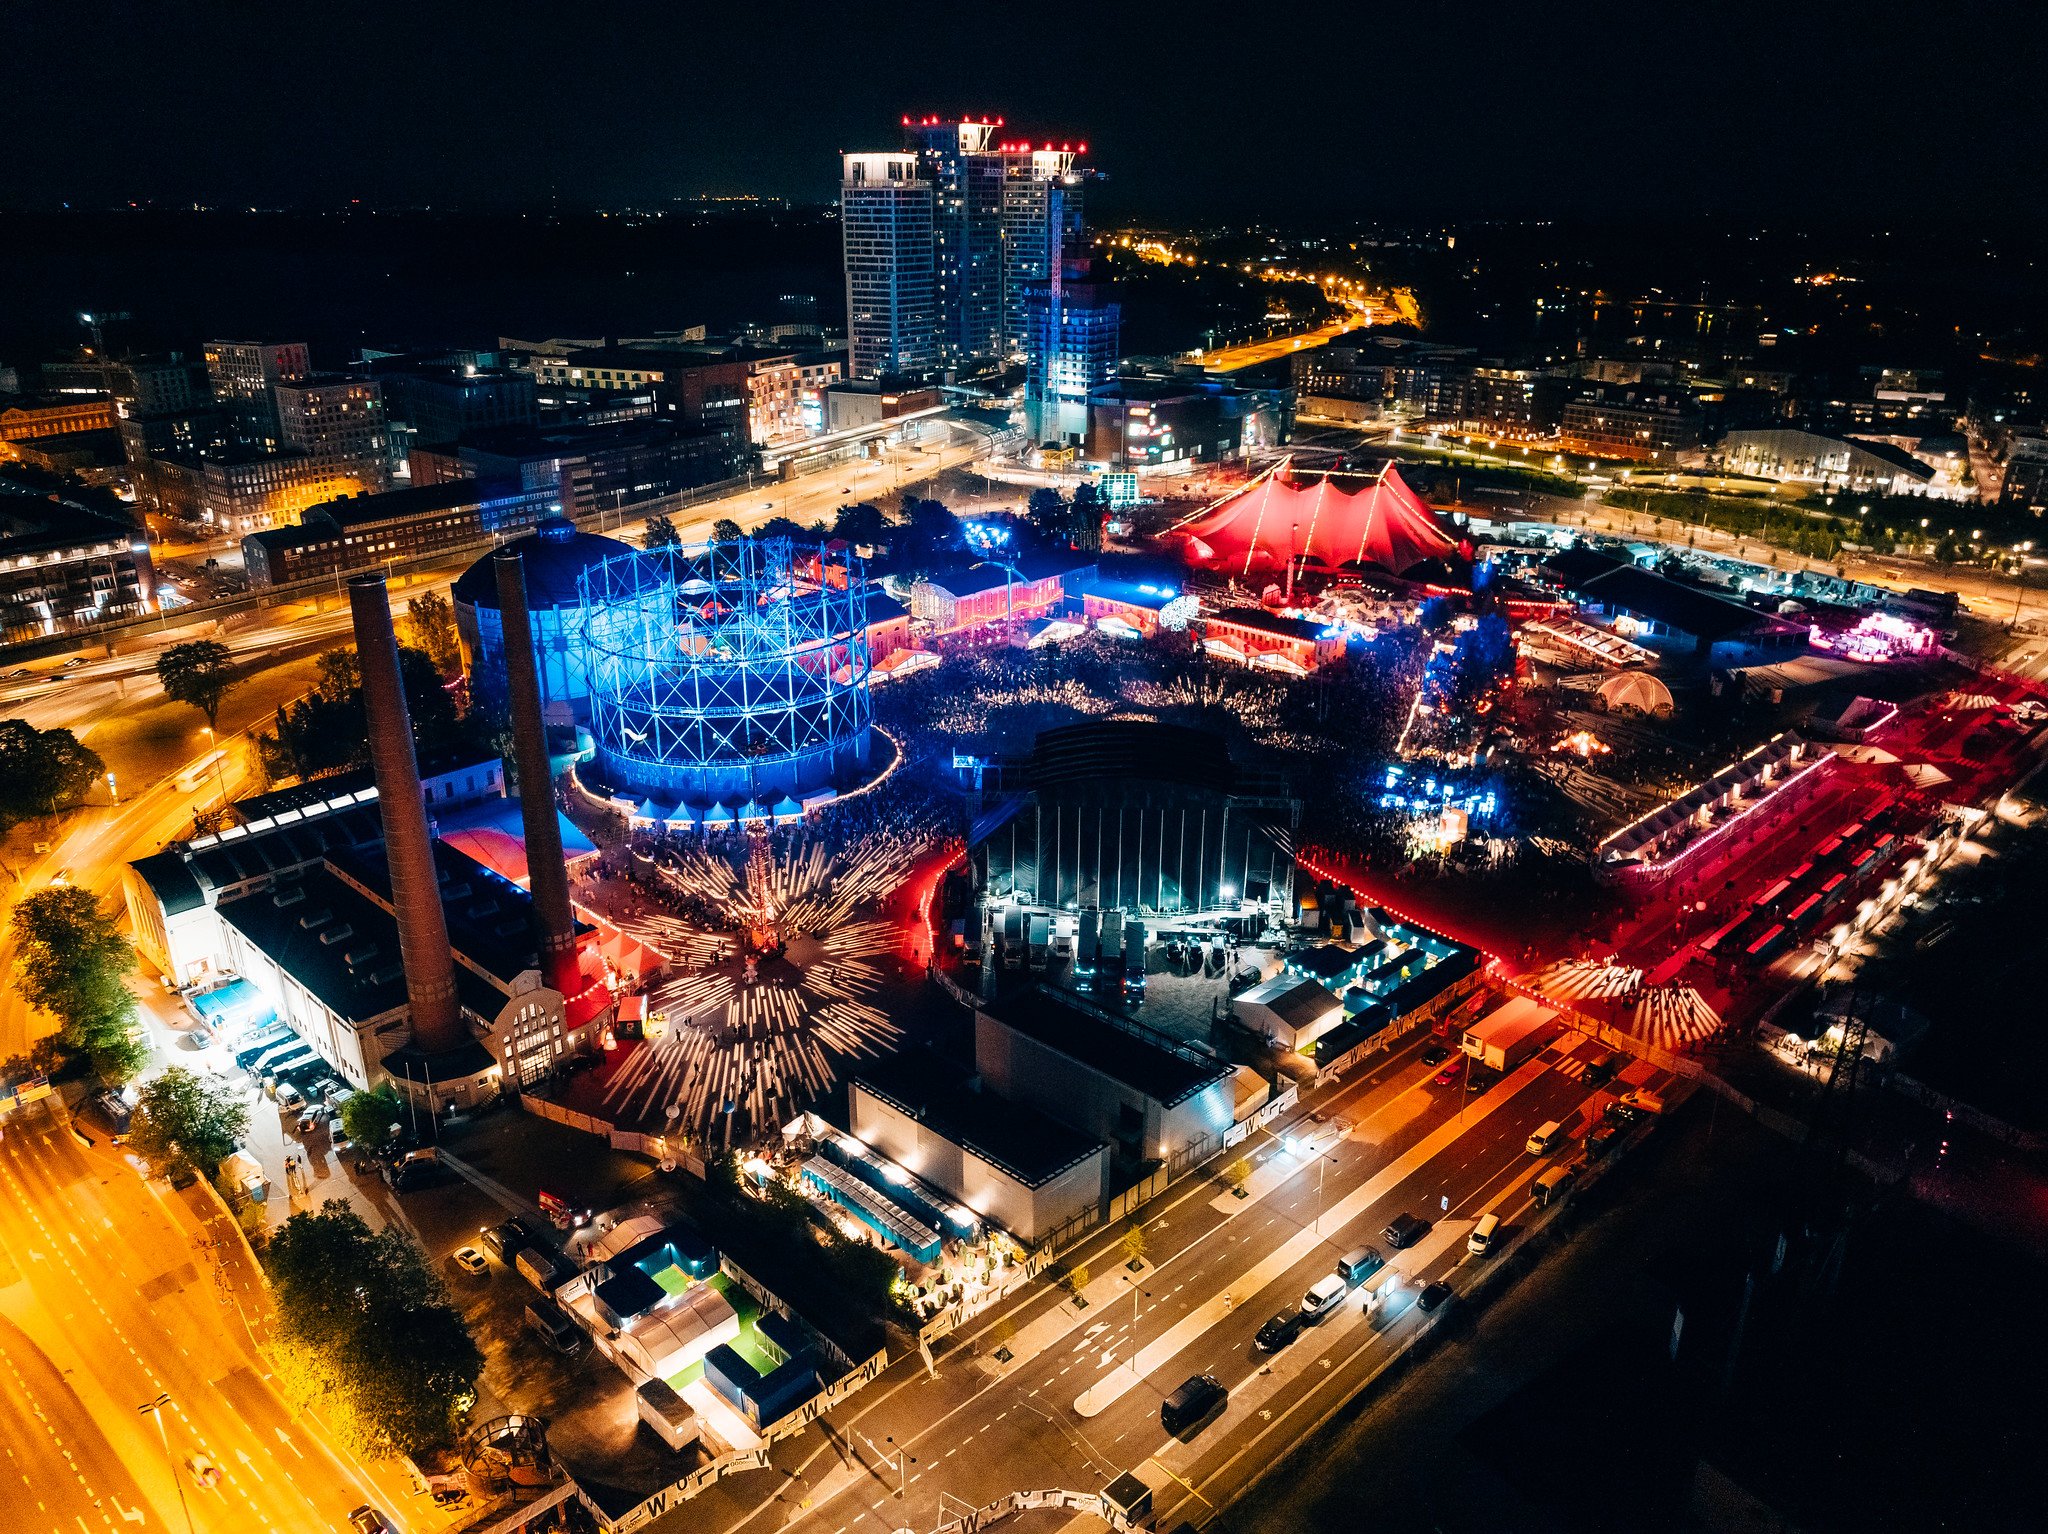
(1176, 466), (1457, 578)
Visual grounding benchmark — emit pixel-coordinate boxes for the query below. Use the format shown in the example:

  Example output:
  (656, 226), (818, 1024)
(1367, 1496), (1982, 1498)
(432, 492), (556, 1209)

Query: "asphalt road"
(677, 1031), (1675, 1534)
(0, 1099), (449, 1534)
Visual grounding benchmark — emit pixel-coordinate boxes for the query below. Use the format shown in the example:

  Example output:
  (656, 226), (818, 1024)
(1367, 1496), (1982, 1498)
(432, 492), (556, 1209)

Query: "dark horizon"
(12, 1), (2046, 231)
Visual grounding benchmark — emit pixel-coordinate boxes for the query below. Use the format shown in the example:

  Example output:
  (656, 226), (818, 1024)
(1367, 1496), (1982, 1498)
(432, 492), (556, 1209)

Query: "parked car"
(1433, 1064), (1462, 1086)
(481, 1220), (529, 1261)
(1254, 1312), (1302, 1353)
(273, 1082), (304, 1111)
(1417, 1280), (1454, 1314)
(453, 1246), (489, 1278)
(187, 1025), (213, 1049)
(1382, 1213), (1428, 1248)
(1420, 1043), (1452, 1066)
(1337, 1246), (1383, 1286)
(1465, 1070), (1497, 1094)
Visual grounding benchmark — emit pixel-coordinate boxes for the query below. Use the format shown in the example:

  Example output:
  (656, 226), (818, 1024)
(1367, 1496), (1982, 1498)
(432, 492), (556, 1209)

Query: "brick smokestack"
(348, 575), (463, 1054)
(494, 552), (582, 997)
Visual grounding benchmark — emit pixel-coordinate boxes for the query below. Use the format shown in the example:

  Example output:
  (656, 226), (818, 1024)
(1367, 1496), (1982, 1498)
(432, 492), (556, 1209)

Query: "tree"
(1225, 1157), (1253, 1194)
(156, 640), (240, 731)
(831, 502), (889, 546)
(1063, 1263), (1090, 1297)
(9, 885), (146, 1080)
(1121, 1224), (1148, 1266)
(0, 720), (104, 836)
(755, 515), (811, 543)
(643, 513), (681, 548)
(129, 1066), (249, 1183)
(711, 517), (744, 543)
(313, 646), (360, 703)
(265, 1200), (483, 1456)
(1934, 534), (1960, 569)
(1026, 487), (1068, 538)
(404, 591), (461, 677)
(339, 1083), (404, 1149)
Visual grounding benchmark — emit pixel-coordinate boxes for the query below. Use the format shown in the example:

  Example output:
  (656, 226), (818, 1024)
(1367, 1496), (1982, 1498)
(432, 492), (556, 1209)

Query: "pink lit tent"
(1176, 465), (1456, 577)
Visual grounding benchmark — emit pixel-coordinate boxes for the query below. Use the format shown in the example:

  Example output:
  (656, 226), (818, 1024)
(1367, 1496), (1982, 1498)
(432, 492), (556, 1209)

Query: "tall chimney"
(495, 552), (582, 997)
(348, 575), (463, 1054)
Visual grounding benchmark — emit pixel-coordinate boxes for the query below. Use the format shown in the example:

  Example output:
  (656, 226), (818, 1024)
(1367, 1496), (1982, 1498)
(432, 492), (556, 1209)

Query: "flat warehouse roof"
(980, 985), (1233, 1109)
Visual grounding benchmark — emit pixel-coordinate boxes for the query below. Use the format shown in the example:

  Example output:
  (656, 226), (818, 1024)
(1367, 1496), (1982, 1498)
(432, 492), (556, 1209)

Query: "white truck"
(1460, 995), (1556, 1075)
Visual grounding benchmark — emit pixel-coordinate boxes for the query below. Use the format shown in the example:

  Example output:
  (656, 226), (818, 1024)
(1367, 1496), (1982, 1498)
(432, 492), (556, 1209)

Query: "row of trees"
(266, 1200), (485, 1457)
(9, 885), (148, 1081)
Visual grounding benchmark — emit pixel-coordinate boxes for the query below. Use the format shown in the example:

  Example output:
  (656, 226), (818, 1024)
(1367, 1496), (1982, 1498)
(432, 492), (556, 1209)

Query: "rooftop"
(1029, 720), (1236, 797)
(979, 985), (1234, 1109)
(1208, 606), (1329, 643)
(854, 1050), (1105, 1189)
(1578, 564), (1791, 642)
(216, 865), (412, 1025)
(924, 551), (1096, 597)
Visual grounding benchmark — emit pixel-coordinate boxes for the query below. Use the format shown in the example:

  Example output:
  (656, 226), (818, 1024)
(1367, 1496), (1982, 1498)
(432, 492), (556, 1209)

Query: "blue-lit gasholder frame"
(578, 537), (874, 804)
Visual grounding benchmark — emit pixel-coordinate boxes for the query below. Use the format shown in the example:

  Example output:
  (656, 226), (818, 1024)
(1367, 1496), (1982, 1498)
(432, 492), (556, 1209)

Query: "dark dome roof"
(452, 518), (634, 611)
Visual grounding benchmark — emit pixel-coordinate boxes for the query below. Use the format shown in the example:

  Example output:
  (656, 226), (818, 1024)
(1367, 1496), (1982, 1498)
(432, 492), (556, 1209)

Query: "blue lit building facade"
(1024, 258), (1120, 447)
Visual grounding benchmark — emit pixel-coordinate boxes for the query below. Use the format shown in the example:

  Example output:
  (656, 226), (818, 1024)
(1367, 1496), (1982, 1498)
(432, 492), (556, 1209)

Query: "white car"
(453, 1246), (489, 1278)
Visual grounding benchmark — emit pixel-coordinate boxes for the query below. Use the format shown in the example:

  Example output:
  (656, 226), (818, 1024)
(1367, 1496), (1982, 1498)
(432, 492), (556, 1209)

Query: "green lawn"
(660, 1272), (778, 1389)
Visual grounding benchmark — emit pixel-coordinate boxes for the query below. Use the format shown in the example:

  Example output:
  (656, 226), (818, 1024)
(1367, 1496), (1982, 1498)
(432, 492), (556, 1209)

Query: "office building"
(274, 375), (392, 495)
(1022, 258), (1120, 445)
(1558, 385), (1702, 463)
(448, 419), (733, 519)
(841, 152), (938, 380)
(241, 477), (560, 588)
(0, 514), (157, 643)
(1086, 373), (1293, 471)
(1000, 145), (1087, 356)
(119, 355), (209, 416)
(197, 447), (371, 534)
(522, 347), (750, 465)
(120, 405), (228, 467)
(903, 117), (1007, 363)
(376, 367), (537, 449)
(204, 340), (309, 446)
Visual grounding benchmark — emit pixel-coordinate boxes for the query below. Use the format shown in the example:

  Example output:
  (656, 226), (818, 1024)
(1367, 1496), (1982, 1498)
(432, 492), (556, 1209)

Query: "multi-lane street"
(686, 1026), (1675, 1534)
(0, 1098), (440, 1534)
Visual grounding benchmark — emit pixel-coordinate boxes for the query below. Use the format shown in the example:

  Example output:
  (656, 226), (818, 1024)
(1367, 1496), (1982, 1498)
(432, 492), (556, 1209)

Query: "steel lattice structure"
(579, 538), (874, 805)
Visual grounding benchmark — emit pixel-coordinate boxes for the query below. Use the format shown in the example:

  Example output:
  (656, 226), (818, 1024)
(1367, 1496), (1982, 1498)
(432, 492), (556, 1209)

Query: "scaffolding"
(579, 538), (874, 806)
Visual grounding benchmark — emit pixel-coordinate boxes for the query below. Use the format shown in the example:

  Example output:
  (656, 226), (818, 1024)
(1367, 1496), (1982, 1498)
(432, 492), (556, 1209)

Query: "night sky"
(12, 1), (2046, 226)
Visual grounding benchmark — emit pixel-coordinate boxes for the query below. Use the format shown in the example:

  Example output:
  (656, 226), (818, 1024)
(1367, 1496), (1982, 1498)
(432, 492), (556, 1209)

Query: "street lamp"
(969, 557), (1024, 629)
(885, 1435), (915, 1499)
(139, 1392), (196, 1534)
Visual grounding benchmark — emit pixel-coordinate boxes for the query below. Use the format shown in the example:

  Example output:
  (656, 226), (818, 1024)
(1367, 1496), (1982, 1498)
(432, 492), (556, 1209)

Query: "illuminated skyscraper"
(840, 153), (938, 380)
(903, 117), (1006, 364)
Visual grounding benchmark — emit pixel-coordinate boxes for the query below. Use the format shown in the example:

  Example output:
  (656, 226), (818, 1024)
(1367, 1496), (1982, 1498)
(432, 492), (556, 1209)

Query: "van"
(1585, 1051), (1620, 1084)
(1620, 1089), (1666, 1116)
(1526, 1121), (1565, 1156)
(1337, 1246), (1384, 1287)
(1532, 1164), (1578, 1208)
(524, 1299), (582, 1354)
(1160, 1374), (1227, 1437)
(274, 1081), (304, 1110)
(1467, 1212), (1501, 1256)
(516, 1247), (565, 1294)
(1300, 1274), (1348, 1324)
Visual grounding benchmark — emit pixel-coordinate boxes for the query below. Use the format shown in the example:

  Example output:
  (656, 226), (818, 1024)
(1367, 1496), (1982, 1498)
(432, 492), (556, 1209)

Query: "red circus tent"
(1175, 464), (1457, 577)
